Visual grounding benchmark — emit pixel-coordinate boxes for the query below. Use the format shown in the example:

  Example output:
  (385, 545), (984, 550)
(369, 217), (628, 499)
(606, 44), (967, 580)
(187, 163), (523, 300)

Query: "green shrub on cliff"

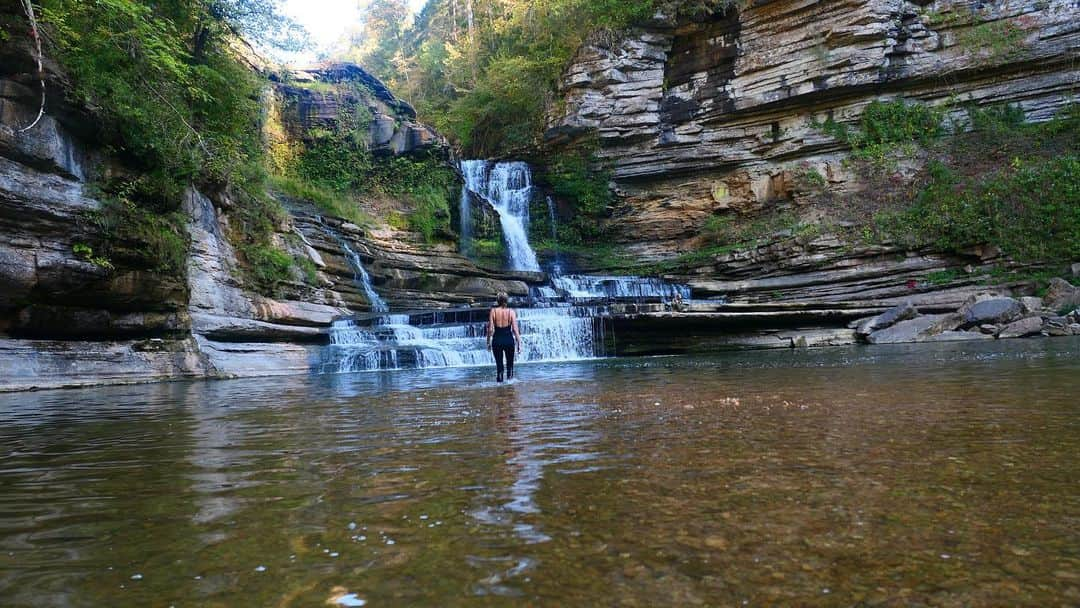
(37, 0), (310, 294)
(814, 99), (946, 164)
(273, 102), (456, 242)
(38, 0), (287, 193)
(543, 147), (614, 244)
(871, 104), (1080, 262)
(877, 155), (1080, 261)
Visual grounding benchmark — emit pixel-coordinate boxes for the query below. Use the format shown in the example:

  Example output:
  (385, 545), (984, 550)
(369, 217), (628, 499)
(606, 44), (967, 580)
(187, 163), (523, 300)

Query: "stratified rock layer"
(0, 29), (535, 390)
(548, 0), (1079, 250)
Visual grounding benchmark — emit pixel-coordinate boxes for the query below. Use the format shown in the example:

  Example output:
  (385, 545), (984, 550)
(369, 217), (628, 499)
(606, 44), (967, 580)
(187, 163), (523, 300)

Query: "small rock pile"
(852, 279), (1080, 345)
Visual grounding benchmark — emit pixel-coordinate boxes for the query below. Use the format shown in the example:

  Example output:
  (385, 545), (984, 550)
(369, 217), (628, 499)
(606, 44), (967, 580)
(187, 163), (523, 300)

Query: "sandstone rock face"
(275, 63), (444, 157)
(549, 0), (1079, 247)
(675, 232), (1013, 307)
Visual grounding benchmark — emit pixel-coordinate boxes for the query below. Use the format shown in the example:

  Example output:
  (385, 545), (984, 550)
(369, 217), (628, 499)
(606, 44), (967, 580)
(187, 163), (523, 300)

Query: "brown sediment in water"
(0, 339), (1077, 606)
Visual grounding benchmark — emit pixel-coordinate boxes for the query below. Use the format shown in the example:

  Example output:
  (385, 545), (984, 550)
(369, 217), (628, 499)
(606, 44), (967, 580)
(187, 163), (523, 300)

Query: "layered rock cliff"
(547, 0), (1078, 256)
(0, 29), (531, 390)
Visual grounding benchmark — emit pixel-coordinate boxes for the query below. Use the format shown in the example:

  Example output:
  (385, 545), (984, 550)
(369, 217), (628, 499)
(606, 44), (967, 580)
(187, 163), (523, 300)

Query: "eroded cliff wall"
(548, 0), (1078, 254)
(0, 29), (531, 390)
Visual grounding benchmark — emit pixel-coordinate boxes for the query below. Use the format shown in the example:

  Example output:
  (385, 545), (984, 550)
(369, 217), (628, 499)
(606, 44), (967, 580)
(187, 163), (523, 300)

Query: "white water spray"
(323, 224), (388, 313)
(461, 160), (541, 272)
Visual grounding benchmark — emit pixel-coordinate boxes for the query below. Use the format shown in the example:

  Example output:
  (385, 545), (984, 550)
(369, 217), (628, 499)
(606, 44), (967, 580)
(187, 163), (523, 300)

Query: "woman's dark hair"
(496, 292), (509, 306)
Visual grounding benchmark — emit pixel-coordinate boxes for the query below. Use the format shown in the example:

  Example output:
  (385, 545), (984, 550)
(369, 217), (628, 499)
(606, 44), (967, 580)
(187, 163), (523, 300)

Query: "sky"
(280, 0), (428, 64)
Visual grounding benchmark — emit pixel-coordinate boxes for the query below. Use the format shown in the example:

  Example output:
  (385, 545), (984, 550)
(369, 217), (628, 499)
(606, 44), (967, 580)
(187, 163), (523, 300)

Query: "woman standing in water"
(487, 292), (522, 382)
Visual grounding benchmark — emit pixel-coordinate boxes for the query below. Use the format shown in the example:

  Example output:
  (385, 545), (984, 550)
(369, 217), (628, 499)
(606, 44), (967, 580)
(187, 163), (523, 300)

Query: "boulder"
(866, 313), (961, 344)
(1044, 278), (1080, 312)
(978, 324), (999, 335)
(1019, 296), (1044, 314)
(961, 298), (1023, 327)
(997, 316), (1045, 339)
(855, 301), (917, 338)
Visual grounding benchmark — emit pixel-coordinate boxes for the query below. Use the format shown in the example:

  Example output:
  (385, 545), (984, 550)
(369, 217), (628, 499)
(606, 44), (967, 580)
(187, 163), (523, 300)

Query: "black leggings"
(492, 344), (515, 379)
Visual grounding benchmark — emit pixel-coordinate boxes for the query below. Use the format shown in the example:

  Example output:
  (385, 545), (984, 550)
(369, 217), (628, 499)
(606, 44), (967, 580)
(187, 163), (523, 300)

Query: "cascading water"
(324, 223), (388, 313)
(550, 275), (691, 302)
(458, 164), (480, 256)
(321, 308), (602, 374)
(460, 160), (541, 272)
(321, 159), (695, 375)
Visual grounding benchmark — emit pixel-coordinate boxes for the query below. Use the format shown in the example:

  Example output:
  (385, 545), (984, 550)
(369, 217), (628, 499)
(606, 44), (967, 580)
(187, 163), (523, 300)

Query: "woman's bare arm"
(511, 310), (522, 352)
(487, 308), (495, 345)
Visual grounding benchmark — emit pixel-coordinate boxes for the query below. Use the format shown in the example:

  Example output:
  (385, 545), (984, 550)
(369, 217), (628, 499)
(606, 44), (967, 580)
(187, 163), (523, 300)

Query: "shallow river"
(1, 339), (1078, 607)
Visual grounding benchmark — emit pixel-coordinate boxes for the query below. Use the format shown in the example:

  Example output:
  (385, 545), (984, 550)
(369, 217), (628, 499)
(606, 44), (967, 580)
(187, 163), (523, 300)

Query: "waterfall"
(317, 157), (698, 375)
(459, 163), (483, 256)
(461, 160), (541, 272)
(545, 196), (557, 240)
(550, 275), (691, 302)
(322, 308), (601, 374)
(323, 223), (388, 313)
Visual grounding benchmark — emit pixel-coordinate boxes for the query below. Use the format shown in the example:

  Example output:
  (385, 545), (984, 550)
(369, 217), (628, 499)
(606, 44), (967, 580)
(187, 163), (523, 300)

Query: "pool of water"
(1, 339), (1078, 606)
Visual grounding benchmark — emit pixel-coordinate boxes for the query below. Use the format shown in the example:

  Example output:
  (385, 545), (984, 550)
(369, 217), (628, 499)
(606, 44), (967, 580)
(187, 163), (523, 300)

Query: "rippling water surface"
(1, 339), (1078, 607)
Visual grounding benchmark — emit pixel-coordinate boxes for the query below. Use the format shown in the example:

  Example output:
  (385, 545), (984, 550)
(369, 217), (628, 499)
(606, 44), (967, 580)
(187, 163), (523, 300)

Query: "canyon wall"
(0, 28), (529, 390)
(547, 0), (1078, 259)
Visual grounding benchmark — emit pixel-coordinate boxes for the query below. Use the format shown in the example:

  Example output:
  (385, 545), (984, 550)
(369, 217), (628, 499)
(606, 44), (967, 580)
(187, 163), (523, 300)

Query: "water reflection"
(0, 339), (1077, 606)
(466, 377), (604, 595)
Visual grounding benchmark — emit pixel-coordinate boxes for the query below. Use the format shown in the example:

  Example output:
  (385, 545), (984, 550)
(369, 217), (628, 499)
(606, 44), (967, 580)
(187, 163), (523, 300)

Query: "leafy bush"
(350, 0), (658, 155)
(87, 205), (188, 274)
(272, 91), (456, 242)
(815, 99), (945, 164)
(270, 175), (373, 227)
(38, 0), (312, 292)
(544, 148), (613, 243)
(875, 155), (1080, 261)
(241, 244), (294, 295)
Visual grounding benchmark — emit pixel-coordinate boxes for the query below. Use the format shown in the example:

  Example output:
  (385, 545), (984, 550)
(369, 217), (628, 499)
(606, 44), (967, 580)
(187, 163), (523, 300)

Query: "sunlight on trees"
(343, 0), (658, 155)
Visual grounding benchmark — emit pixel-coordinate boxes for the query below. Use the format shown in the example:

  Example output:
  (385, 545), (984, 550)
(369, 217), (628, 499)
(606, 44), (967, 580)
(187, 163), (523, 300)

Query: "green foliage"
(471, 237), (507, 268)
(544, 148), (614, 243)
(797, 166), (828, 190)
(38, 0), (316, 292)
(242, 244), (294, 295)
(295, 255), (319, 285)
(347, 0), (658, 155)
(680, 0), (749, 17)
(85, 192), (189, 274)
(814, 99), (945, 165)
(875, 155), (1080, 261)
(922, 8), (1028, 60)
(701, 211), (804, 248)
(72, 243), (115, 270)
(271, 85), (456, 242)
(40, 0), (272, 192)
(955, 20), (1027, 60)
(269, 175), (373, 227)
(925, 268), (966, 286)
